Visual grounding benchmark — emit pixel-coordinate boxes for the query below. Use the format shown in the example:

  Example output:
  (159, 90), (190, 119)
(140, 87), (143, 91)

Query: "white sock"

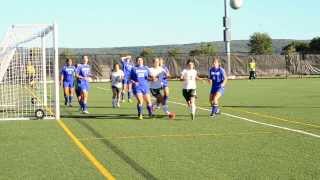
(112, 98), (116, 106)
(162, 105), (169, 115)
(191, 103), (196, 114)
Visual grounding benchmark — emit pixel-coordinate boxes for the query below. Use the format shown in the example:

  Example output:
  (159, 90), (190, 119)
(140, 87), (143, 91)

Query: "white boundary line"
(96, 86), (320, 139)
(168, 101), (320, 139)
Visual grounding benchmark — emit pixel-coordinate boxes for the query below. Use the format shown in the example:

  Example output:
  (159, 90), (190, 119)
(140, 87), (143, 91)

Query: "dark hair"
(113, 63), (120, 71)
(186, 59), (194, 65)
(66, 58), (72, 63)
(136, 56), (143, 62)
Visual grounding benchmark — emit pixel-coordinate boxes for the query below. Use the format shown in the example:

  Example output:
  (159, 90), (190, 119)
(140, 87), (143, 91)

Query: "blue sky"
(0, 0), (319, 48)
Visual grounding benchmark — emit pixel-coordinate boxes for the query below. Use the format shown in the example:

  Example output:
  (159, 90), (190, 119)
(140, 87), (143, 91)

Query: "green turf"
(1, 78), (320, 179)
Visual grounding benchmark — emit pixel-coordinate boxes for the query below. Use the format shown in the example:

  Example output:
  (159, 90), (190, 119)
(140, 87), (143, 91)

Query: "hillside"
(60, 39), (309, 55)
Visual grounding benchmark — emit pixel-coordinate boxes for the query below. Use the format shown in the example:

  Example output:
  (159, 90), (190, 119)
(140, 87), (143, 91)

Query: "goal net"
(0, 24), (60, 120)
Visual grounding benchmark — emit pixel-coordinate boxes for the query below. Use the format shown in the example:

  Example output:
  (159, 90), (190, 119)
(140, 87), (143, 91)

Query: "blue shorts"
(211, 87), (224, 95)
(63, 81), (74, 88)
(79, 81), (90, 92)
(133, 86), (150, 96)
(122, 78), (132, 85)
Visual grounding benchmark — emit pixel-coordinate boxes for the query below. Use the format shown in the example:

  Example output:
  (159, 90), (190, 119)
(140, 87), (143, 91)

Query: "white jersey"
(181, 69), (197, 89)
(149, 67), (165, 89)
(111, 70), (124, 88)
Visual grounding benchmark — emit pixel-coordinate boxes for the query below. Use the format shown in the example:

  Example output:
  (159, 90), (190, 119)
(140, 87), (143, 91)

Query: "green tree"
(189, 42), (217, 57)
(248, 33), (273, 55)
(189, 49), (202, 56)
(140, 48), (155, 58)
(199, 42), (217, 56)
(60, 49), (74, 60)
(282, 41), (309, 55)
(168, 48), (181, 59)
(309, 37), (320, 52)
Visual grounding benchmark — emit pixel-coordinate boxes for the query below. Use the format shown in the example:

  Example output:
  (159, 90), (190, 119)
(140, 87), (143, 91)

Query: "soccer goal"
(0, 24), (60, 120)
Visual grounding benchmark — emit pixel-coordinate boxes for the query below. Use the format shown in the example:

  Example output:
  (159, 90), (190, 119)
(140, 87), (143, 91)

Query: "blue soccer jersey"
(121, 59), (134, 78)
(130, 65), (150, 94)
(61, 65), (76, 82)
(209, 67), (226, 88)
(77, 64), (91, 91)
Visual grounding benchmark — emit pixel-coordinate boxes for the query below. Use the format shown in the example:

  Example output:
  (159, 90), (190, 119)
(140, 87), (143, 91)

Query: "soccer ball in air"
(230, 0), (243, 10)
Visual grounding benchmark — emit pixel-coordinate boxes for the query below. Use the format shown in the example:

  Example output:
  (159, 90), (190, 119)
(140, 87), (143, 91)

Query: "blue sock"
(147, 104), (153, 116)
(68, 96), (73, 103)
(163, 95), (168, 105)
(137, 104), (143, 115)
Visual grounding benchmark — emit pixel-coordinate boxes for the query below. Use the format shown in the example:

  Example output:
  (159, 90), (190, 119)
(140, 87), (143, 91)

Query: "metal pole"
(224, 0), (231, 75)
(41, 35), (48, 107)
(53, 23), (60, 120)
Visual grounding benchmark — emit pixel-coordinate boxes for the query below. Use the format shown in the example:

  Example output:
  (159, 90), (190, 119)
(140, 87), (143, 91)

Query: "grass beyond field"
(1, 78), (320, 180)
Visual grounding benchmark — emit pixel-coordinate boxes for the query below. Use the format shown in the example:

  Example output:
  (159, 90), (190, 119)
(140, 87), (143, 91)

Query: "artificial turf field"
(1, 78), (320, 180)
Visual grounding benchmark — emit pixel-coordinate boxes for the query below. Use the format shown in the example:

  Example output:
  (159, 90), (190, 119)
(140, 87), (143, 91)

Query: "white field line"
(96, 86), (320, 139)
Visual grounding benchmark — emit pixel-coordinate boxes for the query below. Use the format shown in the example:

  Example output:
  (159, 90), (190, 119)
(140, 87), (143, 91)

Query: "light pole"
(223, 0), (243, 76)
(223, 0), (231, 75)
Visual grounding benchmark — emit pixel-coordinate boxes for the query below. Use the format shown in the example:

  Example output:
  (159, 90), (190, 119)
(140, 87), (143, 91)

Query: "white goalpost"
(0, 24), (60, 120)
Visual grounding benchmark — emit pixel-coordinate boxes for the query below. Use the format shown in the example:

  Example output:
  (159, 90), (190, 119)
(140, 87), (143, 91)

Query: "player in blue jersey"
(120, 55), (134, 103)
(130, 57), (153, 120)
(208, 57), (228, 117)
(60, 58), (76, 107)
(76, 56), (94, 114)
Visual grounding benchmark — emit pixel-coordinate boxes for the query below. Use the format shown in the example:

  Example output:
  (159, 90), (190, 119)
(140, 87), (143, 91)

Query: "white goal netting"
(0, 24), (60, 120)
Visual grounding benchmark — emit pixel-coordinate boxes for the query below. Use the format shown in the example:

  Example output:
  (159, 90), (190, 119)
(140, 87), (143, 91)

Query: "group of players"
(60, 55), (227, 120)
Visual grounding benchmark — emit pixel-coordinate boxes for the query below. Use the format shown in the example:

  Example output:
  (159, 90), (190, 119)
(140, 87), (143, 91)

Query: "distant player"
(110, 63), (124, 108)
(159, 58), (170, 109)
(149, 58), (175, 119)
(26, 61), (36, 88)
(74, 64), (82, 107)
(76, 56), (94, 114)
(180, 60), (200, 120)
(208, 57), (227, 117)
(60, 58), (76, 107)
(249, 58), (256, 80)
(120, 55), (134, 103)
(130, 57), (153, 120)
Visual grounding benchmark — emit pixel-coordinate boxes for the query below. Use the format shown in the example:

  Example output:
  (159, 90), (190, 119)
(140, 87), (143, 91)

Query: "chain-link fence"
(60, 53), (320, 80)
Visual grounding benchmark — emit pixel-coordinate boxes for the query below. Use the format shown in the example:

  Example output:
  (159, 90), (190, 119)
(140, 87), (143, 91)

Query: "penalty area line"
(168, 100), (320, 139)
(96, 86), (320, 139)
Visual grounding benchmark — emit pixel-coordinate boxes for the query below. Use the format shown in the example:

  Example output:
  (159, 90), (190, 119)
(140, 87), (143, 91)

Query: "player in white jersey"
(149, 58), (175, 119)
(110, 63), (124, 108)
(180, 60), (200, 120)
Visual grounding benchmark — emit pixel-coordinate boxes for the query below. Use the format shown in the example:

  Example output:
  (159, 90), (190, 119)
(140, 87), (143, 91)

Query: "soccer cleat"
(210, 113), (216, 118)
(83, 110), (89, 114)
(138, 114), (143, 120)
(128, 99), (133, 103)
(68, 103), (73, 107)
(117, 103), (121, 108)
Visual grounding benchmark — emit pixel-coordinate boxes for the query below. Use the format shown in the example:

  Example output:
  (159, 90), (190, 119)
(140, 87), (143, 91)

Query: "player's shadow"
(75, 119), (158, 180)
(222, 105), (320, 109)
(61, 114), (138, 120)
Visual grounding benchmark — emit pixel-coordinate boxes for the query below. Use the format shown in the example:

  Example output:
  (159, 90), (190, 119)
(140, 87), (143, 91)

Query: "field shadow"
(61, 114), (138, 120)
(76, 119), (158, 180)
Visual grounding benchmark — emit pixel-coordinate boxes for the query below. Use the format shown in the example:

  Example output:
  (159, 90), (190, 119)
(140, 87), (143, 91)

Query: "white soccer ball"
(230, 0), (243, 10)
